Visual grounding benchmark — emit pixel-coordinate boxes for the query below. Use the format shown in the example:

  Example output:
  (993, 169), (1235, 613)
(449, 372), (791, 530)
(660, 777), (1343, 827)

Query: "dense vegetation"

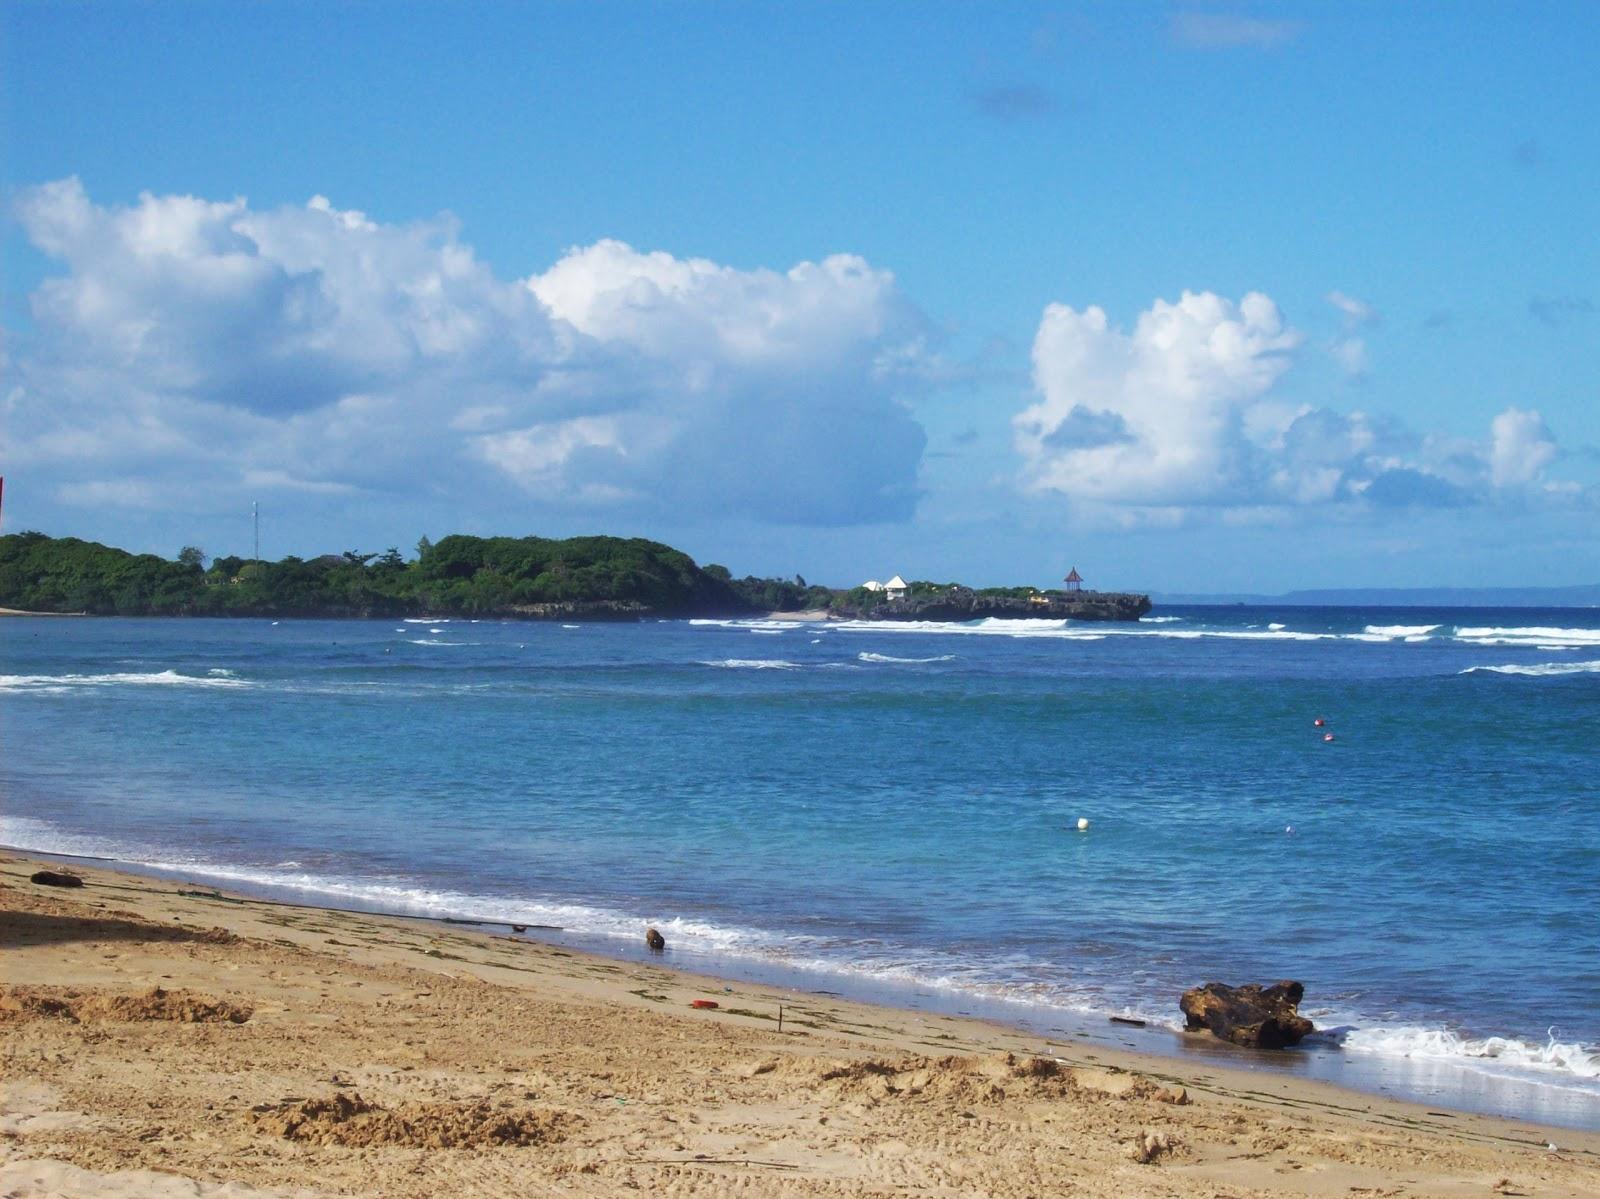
(0, 532), (1099, 620)
(0, 531), (765, 619)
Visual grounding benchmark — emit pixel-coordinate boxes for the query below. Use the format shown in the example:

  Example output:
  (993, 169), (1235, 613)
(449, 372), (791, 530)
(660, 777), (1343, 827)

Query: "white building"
(862, 579), (885, 592)
(884, 575), (909, 599)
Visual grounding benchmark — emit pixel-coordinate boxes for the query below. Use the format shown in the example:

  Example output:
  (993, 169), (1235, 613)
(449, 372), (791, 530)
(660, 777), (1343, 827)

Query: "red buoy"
(1313, 717), (1326, 728)
(690, 999), (720, 1010)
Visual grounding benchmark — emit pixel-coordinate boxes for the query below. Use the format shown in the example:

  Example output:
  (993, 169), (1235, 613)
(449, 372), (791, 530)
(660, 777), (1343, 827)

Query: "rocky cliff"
(848, 587), (1151, 623)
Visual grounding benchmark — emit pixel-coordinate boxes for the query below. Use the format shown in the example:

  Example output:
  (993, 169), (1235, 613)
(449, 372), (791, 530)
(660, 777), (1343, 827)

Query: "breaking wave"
(0, 670), (251, 692)
(857, 652), (957, 664)
(1454, 626), (1600, 648)
(1338, 1026), (1600, 1085)
(701, 658), (800, 670)
(1460, 660), (1600, 677)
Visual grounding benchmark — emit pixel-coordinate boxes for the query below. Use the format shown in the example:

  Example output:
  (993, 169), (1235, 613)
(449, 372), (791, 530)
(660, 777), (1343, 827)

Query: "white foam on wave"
(701, 658), (800, 670)
(1461, 660), (1600, 677)
(1365, 624), (1440, 639)
(1142, 616), (1184, 623)
(0, 670), (251, 693)
(0, 813), (771, 953)
(1268, 622), (1286, 630)
(833, 618), (1111, 640)
(830, 618), (1346, 643)
(402, 618), (446, 624)
(408, 638), (465, 647)
(4, 810), (1597, 1097)
(689, 618), (801, 633)
(858, 652), (957, 664)
(1339, 1026), (1600, 1087)
(1455, 626), (1600, 648)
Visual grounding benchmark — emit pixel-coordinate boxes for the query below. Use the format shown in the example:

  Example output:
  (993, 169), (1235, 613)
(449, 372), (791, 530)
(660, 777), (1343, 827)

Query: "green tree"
(177, 546), (206, 569)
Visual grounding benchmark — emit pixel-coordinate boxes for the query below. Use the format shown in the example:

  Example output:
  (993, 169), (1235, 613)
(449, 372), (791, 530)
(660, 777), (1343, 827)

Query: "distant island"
(1156, 584), (1600, 607)
(0, 532), (1152, 623)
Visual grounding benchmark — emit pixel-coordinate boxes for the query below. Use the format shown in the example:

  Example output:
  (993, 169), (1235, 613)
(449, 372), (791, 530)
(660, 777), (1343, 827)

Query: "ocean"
(3, 608), (1597, 1128)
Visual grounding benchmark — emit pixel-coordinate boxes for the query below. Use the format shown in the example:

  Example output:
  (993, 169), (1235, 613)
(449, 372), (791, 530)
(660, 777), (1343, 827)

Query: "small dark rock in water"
(1109, 1015), (1147, 1027)
(30, 870), (84, 888)
(510, 924), (528, 934)
(1180, 980), (1314, 1049)
(645, 927), (666, 952)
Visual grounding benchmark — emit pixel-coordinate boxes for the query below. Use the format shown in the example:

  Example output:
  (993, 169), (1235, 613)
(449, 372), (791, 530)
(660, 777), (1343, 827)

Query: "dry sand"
(2, 854), (1595, 1198)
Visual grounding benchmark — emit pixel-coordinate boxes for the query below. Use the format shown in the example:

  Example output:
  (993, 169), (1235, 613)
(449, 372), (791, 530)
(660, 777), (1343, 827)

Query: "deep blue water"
(3, 607), (1597, 1125)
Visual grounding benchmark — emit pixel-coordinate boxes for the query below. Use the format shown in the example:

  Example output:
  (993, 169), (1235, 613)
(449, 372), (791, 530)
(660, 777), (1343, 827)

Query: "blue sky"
(3, 2), (1596, 592)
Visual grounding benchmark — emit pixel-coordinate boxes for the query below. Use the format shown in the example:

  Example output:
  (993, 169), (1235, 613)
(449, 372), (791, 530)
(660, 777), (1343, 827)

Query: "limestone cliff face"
(848, 588), (1152, 623)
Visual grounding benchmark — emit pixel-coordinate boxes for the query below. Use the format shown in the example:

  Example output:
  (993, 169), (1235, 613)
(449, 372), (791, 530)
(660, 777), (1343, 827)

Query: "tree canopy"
(0, 531), (763, 619)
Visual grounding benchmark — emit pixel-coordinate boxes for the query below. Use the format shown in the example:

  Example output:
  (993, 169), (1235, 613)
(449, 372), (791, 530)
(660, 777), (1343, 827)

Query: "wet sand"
(3, 853), (1596, 1197)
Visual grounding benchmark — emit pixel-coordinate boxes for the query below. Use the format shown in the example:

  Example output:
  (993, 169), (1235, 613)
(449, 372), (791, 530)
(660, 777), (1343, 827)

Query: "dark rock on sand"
(1180, 980), (1314, 1049)
(30, 870), (84, 888)
(645, 927), (666, 952)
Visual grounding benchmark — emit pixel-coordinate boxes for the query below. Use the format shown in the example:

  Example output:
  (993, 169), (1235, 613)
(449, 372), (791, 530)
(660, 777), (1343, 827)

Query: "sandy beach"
(2, 854), (1596, 1198)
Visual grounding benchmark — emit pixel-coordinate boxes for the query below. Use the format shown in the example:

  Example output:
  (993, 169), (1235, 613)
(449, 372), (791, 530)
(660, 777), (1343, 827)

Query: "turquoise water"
(3, 608), (1597, 1126)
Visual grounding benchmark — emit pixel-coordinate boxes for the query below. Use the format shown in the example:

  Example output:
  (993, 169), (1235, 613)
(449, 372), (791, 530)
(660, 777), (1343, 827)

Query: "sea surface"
(3, 607), (1598, 1127)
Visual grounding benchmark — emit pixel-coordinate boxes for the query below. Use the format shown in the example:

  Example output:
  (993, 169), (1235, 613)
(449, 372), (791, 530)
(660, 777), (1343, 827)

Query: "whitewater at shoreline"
(7, 832), (1599, 1136)
(4, 853), (1598, 1199)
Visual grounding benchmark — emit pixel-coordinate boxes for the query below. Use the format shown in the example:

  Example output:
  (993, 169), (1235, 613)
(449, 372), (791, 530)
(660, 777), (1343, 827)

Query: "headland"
(0, 531), (1150, 623)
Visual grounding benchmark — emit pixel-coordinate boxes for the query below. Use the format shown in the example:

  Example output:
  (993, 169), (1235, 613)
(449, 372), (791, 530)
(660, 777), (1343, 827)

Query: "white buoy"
(1076, 817), (1090, 832)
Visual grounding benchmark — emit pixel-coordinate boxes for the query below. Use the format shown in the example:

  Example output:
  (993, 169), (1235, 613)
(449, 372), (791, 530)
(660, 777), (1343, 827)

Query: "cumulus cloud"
(1489, 407), (1557, 488)
(1015, 290), (1300, 505)
(6, 179), (933, 526)
(1014, 289), (1578, 520)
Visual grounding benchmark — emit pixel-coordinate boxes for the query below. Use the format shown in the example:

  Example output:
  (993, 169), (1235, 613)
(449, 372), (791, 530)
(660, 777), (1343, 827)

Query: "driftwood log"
(1180, 980), (1313, 1049)
(30, 870), (85, 889)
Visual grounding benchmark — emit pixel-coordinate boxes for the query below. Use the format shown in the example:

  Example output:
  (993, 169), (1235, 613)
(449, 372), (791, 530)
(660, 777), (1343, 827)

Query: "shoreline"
(4, 854), (1598, 1198)
(11, 841), (1600, 1134)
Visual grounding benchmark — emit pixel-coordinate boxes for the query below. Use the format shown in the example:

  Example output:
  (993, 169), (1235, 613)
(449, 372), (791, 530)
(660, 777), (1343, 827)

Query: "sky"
(2, 1), (1596, 593)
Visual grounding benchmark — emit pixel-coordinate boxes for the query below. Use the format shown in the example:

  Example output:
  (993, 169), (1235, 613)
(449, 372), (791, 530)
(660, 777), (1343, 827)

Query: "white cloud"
(1169, 13), (1304, 50)
(1015, 290), (1300, 506)
(1325, 291), (1376, 379)
(1325, 290), (1378, 327)
(7, 180), (934, 528)
(1330, 335), (1369, 379)
(1489, 407), (1557, 488)
(1014, 289), (1582, 520)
